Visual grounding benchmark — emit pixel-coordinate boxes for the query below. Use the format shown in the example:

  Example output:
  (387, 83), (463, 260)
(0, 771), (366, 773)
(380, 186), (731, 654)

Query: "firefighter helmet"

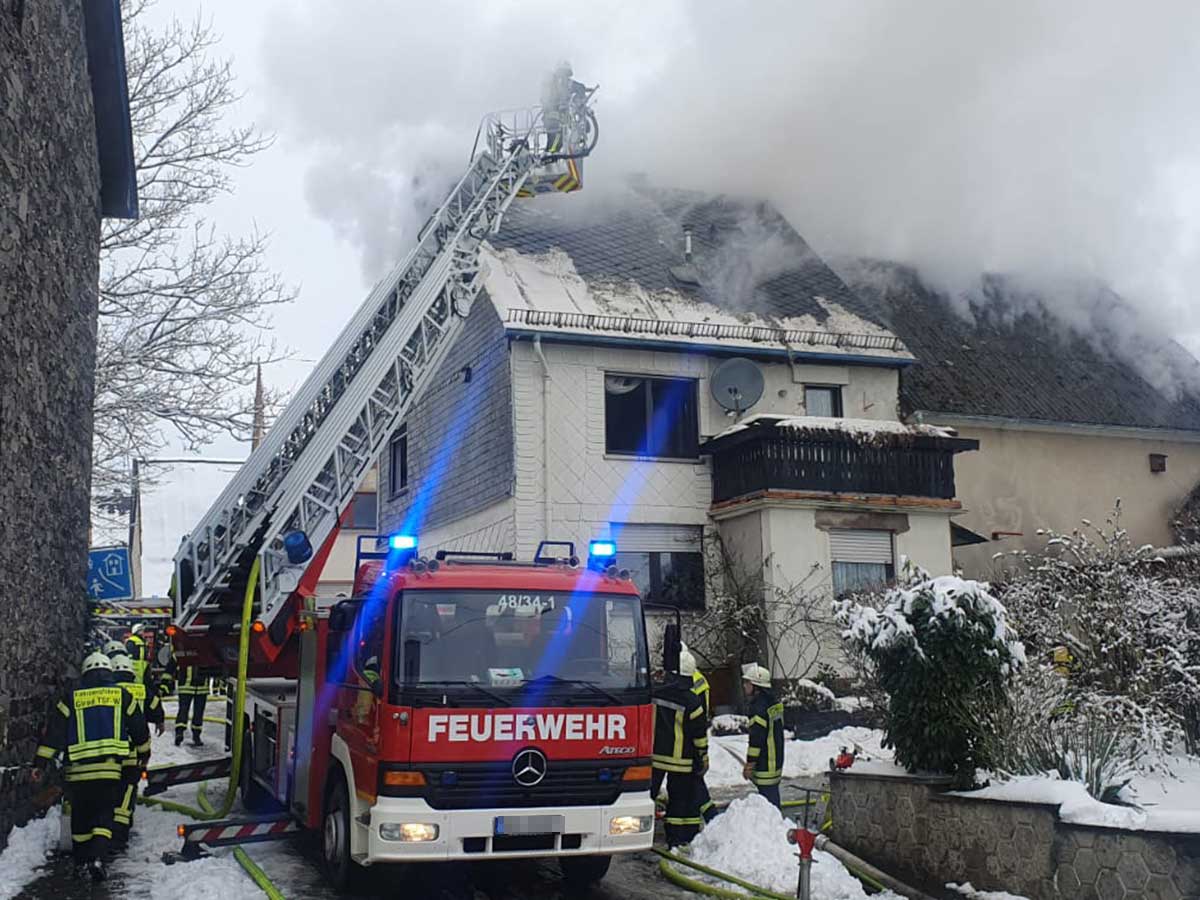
(679, 645), (697, 677)
(741, 662), (771, 688)
(103, 640), (126, 657)
(131, 623), (147, 635)
(82, 651), (113, 675)
(110, 654), (134, 676)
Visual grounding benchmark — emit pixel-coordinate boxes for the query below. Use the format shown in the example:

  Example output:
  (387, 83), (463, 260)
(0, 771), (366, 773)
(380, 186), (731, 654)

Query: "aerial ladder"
(169, 77), (599, 673)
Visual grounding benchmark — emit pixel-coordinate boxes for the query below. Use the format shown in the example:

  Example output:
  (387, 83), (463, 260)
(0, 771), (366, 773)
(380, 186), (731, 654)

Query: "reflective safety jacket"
(164, 656), (208, 695)
(114, 674), (156, 772)
(125, 635), (150, 683)
(36, 675), (147, 783)
(652, 676), (708, 774)
(747, 689), (785, 786)
(691, 670), (711, 726)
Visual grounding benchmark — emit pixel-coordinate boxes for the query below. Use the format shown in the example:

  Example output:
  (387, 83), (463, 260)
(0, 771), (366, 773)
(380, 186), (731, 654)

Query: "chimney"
(251, 363), (265, 451)
(684, 227), (693, 262)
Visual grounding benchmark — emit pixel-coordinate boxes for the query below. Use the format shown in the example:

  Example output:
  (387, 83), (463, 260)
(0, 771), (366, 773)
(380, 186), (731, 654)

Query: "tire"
(560, 854), (612, 887)
(239, 734), (276, 813)
(321, 773), (365, 892)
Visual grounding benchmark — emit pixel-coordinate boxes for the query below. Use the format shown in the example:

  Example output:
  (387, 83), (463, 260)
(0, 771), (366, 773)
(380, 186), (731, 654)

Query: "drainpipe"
(532, 335), (553, 539)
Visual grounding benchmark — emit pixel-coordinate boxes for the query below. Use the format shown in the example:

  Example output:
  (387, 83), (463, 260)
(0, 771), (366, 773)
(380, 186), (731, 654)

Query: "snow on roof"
(710, 413), (959, 442)
(137, 458), (244, 597)
(481, 245), (912, 361)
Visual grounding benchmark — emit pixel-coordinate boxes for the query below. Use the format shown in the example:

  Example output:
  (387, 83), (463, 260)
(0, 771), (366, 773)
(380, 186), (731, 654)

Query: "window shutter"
(828, 529), (893, 564)
(610, 524), (702, 553)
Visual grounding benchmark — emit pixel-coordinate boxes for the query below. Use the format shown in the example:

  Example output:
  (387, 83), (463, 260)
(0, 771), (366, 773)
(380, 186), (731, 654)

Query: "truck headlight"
(379, 822), (439, 842)
(609, 815), (652, 836)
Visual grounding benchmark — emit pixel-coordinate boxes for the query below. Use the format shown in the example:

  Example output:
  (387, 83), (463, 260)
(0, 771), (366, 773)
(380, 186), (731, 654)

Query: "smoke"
(260, 1), (1200, 381)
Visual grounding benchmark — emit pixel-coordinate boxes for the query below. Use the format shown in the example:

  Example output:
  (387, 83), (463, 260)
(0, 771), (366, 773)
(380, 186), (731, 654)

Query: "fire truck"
(152, 73), (665, 888)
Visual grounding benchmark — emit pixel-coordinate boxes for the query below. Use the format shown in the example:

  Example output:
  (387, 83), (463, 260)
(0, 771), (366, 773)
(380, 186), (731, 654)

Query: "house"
(378, 186), (978, 689)
(841, 262), (1200, 575)
(0, 0), (138, 843)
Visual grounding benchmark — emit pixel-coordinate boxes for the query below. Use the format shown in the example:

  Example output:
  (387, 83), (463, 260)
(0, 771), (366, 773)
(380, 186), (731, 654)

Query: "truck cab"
(241, 538), (656, 889)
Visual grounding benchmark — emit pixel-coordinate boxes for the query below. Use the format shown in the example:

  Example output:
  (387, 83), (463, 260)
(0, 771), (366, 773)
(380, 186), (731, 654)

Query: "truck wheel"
(560, 854), (612, 886)
(321, 775), (364, 892)
(238, 735), (275, 813)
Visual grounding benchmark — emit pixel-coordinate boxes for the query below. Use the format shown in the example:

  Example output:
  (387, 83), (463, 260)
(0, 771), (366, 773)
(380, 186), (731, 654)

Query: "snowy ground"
(707, 725), (891, 788)
(688, 794), (902, 899)
(0, 808), (62, 900)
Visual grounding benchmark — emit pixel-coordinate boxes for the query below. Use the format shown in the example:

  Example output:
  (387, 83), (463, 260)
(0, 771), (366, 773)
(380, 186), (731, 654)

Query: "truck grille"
(415, 760), (644, 811)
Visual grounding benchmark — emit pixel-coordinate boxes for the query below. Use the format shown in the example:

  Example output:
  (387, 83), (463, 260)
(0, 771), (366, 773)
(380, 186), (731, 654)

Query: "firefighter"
(652, 667), (708, 848)
(541, 61), (586, 155)
(108, 654), (154, 848)
(124, 623), (151, 685)
(33, 652), (147, 882)
(679, 646), (718, 823)
(742, 663), (785, 809)
(165, 653), (208, 746)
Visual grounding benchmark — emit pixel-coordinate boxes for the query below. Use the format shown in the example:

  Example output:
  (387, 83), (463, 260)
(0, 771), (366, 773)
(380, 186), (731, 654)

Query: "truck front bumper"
(363, 793), (655, 862)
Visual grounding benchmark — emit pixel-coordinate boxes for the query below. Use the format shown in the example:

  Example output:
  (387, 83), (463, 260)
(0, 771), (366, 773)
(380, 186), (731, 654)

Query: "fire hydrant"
(785, 824), (816, 900)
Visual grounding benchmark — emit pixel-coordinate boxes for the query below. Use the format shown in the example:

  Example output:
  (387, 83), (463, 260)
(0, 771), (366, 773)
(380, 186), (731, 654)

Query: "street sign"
(87, 546), (133, 601)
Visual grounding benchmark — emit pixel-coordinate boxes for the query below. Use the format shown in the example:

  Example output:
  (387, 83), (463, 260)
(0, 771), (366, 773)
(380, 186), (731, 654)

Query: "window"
(612, 524), (705, 610)
(804, 385), (843, 418)
(604, 375), (699, 459)
(346, 492), (378, 530)
(389, 426), (408, 495)
(354, 600), (388, 684)
(829, 529), (894, 598)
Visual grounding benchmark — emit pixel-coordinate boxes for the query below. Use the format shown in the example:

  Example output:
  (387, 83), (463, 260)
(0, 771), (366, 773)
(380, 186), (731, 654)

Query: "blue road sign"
(87, 546), (133, 601)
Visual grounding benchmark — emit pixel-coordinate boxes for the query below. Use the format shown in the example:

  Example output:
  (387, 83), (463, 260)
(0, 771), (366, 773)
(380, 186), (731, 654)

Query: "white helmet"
(104, 640), (126, 657)
(741, 662), (771, 688)
(679, 645), (697, 677)
(82, 651), (113, 675)
(110, 654), (135, 676)
(131, 623), (147, 635)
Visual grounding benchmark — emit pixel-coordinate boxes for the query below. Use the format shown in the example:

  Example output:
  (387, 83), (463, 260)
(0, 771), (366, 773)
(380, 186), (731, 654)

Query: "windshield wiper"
(415, 681), (511, 707)
(523, 675), (625, 706)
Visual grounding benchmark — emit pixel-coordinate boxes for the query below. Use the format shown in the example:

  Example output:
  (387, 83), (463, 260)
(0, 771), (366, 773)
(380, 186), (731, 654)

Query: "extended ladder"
(173, 99), (596, 640)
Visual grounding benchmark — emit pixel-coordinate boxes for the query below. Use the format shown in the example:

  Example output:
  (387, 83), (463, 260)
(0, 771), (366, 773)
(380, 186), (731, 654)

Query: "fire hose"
(138, 558), (286, 899)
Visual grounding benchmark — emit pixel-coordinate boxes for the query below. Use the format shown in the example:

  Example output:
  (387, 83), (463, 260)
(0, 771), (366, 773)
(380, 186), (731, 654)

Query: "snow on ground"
(689, 794), (901, 899)
(948, 882), (1030, 900)
(0, 807), (61, 900)
(711, 713), (748, 735)
(708, 726), (890, 788)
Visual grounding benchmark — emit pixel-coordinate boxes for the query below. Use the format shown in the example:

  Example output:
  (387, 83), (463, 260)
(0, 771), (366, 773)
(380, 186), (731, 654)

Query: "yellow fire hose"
(138, 558), (286, 899)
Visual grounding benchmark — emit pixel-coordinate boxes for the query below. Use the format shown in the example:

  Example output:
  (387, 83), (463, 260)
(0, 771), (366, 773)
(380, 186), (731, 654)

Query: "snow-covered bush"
(996, 506), (1200, 763)
(836, 561), (1025, 786)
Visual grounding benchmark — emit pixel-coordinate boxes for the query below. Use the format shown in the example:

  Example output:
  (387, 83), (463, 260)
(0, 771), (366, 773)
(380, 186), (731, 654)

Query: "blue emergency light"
(587, 540), (617, 571)
(390, 534), (417, 551)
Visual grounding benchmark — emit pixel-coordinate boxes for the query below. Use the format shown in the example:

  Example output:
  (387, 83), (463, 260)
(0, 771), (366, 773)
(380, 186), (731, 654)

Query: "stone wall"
(0, 1), (101, 846)
(830, 770), (1200, 899)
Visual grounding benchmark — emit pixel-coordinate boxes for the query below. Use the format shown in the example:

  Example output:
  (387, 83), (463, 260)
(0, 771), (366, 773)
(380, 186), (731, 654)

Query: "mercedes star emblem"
(512, 748), (548, 787)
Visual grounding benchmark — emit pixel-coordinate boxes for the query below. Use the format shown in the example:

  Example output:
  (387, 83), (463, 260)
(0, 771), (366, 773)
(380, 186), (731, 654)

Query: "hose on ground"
(656, 856), (769, 899)
(233, 847), (287, 900)
(654, 848), (795, 900)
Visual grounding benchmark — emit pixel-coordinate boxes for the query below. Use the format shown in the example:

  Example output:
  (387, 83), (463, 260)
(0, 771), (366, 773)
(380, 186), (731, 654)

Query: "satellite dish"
(711, 357), (765, 414)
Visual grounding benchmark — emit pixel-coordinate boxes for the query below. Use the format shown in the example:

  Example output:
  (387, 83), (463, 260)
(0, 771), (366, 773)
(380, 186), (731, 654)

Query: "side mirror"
(662, 622), (681, 675)
(329, 599), (360, 633)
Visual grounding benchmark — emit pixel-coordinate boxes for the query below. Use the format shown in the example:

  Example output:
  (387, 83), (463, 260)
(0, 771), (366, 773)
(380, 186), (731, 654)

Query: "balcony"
(701, 417), (979, 506)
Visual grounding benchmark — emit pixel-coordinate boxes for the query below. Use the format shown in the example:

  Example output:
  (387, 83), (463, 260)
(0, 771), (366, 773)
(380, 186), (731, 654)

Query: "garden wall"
(830, 769), (1200, 899)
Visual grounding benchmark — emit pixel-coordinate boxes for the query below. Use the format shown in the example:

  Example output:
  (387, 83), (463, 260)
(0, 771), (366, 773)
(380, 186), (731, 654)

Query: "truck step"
(178, 814), (302, 859)
(143, 757), (233, 796)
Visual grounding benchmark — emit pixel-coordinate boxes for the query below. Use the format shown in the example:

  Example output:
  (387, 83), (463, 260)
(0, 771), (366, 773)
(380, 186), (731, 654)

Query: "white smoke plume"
(260, 0), (1200, 386)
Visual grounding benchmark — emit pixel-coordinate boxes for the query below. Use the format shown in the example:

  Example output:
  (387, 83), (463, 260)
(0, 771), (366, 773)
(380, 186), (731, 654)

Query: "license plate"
(493, 815), (564, 836)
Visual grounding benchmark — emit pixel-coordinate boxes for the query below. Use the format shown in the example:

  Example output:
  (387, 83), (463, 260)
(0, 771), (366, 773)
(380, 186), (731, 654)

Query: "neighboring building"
(843, 262), (1200, 575)
(0, 0), (138, 844)
(128, 459), (379, 601)
(379, 187), (978, 688)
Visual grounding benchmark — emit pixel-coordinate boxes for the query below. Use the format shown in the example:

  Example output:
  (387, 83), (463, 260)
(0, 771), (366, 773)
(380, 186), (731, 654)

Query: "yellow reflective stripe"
(689, 705), (705, 720)
(747, 747), (761, 758)
(72, 833), (94, 844)
(694, 737), (709, 748)
(93, 827), (113, 839)
(673, 709), (684, 762)
(36, 745), (57, 759)
(136, 740), (151, 754)
(664, 816), (704, 825)
(56, 701), (70, 717)
(66, 769), (122, 782)
(68, 739), (129, 757)
(750, 715), (767, 727)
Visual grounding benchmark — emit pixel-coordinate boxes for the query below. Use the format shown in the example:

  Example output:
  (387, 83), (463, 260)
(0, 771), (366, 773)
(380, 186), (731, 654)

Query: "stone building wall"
(0, 1), (102, 846)
(830, 770), (1200, 900)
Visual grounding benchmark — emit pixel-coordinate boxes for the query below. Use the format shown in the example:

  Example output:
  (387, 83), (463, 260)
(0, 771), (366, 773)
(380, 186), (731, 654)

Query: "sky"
(147, 0), (1200, 456)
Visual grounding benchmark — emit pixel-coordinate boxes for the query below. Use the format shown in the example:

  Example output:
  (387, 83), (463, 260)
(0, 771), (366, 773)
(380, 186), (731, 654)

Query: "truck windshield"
(395, 590), (649, 691)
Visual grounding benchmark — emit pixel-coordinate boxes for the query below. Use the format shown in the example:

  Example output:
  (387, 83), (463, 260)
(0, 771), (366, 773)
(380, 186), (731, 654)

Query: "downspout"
(532, 335), (552, 539)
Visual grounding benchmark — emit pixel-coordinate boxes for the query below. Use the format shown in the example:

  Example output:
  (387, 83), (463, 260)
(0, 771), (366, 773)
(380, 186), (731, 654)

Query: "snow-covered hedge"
(836, 562), (1025, 785)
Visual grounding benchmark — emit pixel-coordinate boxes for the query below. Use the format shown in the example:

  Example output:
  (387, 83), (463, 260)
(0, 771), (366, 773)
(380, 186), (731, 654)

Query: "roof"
(483, 185), (911, 365)
(82, 0), (138, 219)
(840, 261), (1200, 432)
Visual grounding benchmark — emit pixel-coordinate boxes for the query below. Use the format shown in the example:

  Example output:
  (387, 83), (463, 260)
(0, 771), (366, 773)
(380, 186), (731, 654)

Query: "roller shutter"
(610, 524), (702, 553)
(828, 529), (893, 564)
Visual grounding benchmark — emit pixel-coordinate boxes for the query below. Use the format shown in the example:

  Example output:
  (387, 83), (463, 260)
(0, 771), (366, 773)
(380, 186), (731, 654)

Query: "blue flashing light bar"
(589, 540), (617, 558)
(390, 534), (417, 551)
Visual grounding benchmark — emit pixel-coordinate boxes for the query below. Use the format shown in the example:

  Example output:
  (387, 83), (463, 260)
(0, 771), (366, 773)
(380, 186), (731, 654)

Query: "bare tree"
(92, 0), (292, 500)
